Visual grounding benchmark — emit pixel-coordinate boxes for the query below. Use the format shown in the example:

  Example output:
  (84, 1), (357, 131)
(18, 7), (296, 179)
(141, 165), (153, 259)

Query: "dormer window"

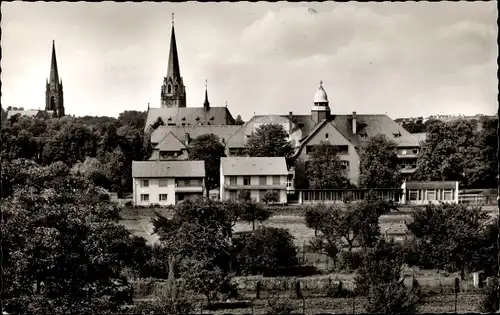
(207, 122), (211, 125)
(360, 133), (368, 138)
(182, 117), (186, 121)
(196, 116), (200, 121)
(210, 116), (214, 120)
(325, 133), (329, 139)
(168, 117), (172, 121)
(393, 132), (401, 138)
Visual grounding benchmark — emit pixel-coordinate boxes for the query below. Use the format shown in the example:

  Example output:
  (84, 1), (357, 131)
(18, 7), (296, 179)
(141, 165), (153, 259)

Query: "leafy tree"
(71, 156), (110, 188)
(246, 123), (293, 157)
(234, 115), (244, 125)
(188, 134), (227, 195)
(402, 119), (425, 133)
(152, 199), (233, 304)
(262, 190), (280, 204)
(151, 116), (165, 131)
(480, 279), (500, 313)
(405, 203), (490, 278)
(117, 110), (147, 130)
(468, 116), (498, 188)
(306, 142), (348, 189)
(2, 160), (144, 314)
(359, 134), (401, 189)
(234, 227), (298, 276)
(356, 241), (420, 314)
(239, 200), (271, 231)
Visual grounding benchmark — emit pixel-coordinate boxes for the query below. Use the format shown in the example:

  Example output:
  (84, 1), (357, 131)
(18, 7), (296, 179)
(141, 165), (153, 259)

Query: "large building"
(4, 41), (65, 121)
(144, 19), (235, 133)
(144, 17), (422, 189)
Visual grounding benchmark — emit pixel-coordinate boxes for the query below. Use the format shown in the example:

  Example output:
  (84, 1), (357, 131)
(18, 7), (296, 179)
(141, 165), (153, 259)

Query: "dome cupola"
(314, 80), (328, 104)
(311, 80), (331, 123)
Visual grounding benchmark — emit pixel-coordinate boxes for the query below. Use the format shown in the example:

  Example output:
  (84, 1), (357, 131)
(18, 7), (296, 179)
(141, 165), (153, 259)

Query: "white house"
(220, 157), (289, 204)
(132, 160), (205, 206)
(400, 181), (459, 205)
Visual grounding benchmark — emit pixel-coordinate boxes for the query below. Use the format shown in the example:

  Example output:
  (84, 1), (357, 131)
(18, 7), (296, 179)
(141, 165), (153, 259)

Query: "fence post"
(256, 280), (261, 299)
(302, 297), (306, 315)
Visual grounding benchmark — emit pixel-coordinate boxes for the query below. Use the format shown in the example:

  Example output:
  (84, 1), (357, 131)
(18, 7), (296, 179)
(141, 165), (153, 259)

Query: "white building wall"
(133, 177), (176, 206)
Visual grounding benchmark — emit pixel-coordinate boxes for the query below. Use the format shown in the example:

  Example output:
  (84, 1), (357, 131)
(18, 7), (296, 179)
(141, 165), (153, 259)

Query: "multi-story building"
(220, 157), (290, 204)
(132, 160), (205, 206)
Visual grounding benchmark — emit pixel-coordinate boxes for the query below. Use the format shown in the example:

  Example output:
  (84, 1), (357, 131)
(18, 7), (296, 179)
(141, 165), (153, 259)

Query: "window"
(177, 179), (185, 187)
(401, 149), (407, 155)
(177, 194), (185, 201)
(333, 145), (349, 155)
(259, 190), (266, 201)
(409, 190), (418, 201)
(412, 148), (418, 154)
(340, 160), (350, 170)
(229, 176), (237, 185)
(306, 145), (316, 154)
(399, 164), (406, 169)
(159, 179), (168, 187)
(140, 194), (149, 202)
(259, 176), (267, 185)
(141, 180), (149, 187)
(427, 190), (436, 201)
(273, 176), (280, 185)
(159, 194), (168, 201)
(243, 177), (251, 185)
(325, 133), (329, 139)
(443, 190), (453, 200)
(287, 175), (293, 188)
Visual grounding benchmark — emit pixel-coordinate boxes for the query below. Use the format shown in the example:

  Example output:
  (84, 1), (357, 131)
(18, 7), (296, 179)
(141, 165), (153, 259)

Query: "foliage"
(405, 203), (490, 276)
(262, 190), (280, 204)
(152, 198), (233, 304)
(239, 200), (272, 231)
(467, 116), (498, 188)
(359, 134), (401, 189)
(479, 279), (500, 313)
(71, 156), (110, 188)
(401, 119), (426, 133)
(305, 142), (348, 189)
(412, 119), (477, 185)
(475, 218), (499, 277)
(188, 134), (227, 194)
(356, 241), (420, 314)
(234, 114), (245, 125)
(246, 123), (293, 157)
(233, 227), (298, 276)
(265, 293), (297, 314)
(1, 160), (144, 313)
(151, 116), (165, 131)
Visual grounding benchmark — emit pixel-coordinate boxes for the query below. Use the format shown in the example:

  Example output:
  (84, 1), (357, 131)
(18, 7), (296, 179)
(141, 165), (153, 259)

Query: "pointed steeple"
(160, 13), (186, 108)
(203, 79), (210, 110)
(49, 40), (60, 86)
(167, 13), (181, 80)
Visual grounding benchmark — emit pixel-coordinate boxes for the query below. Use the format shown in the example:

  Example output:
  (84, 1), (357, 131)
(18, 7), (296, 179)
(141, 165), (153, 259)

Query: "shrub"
(337, 250), (363, 272)
(265, 293), (297, 314)
(365, 281), (419, 314)
(480, 279), (499, 313)
(233, 227), (298, 276)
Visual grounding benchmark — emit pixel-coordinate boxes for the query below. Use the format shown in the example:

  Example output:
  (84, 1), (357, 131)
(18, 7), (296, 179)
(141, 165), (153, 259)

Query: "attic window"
(196, 116), (200, 120)
(360, 133), (368, 138)
(393, 132), (401, 138)
(182, 117), (186, 121)
(210, 116), (214, 120)
(207, 122), (211, 125)
(325, 133), (329, 139)
(168, 117), (172, 121)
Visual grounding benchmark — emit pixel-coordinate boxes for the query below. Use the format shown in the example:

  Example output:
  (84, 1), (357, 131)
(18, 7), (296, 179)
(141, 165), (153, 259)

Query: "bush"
(480, 279), (499, 313)
(131, 280), (195, 314)
(233, 227), (298, 276)
(265, 293), (297, 314)
(124, 200), (132, 206)
(337, 250), (363, 272)
(365, 281), (419, 314)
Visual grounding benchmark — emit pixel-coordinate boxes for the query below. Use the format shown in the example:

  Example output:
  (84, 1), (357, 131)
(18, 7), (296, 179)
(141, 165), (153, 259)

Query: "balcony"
(397, 154), (418, 159)
(399, 164), (417, 174)
(175, 185), (203, 193)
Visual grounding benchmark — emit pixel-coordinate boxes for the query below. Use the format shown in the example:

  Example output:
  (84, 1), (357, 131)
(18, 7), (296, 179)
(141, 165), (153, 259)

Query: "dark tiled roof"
(154, 132), (187, 151)
(145, 106), (235, 131)
(132, 160), (205, 178)
(221, 157), (288, 176)
(151, 125), (241, 145)
(404, 181), (457, 190)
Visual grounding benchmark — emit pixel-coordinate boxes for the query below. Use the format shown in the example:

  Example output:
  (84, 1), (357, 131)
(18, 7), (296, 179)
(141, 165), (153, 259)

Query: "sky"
(1, 2), (498, 120)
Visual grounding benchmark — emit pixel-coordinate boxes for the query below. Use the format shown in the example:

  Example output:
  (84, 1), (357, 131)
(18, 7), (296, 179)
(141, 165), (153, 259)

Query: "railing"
(458, 194), (496, 205)
(297, 189), (401, 204)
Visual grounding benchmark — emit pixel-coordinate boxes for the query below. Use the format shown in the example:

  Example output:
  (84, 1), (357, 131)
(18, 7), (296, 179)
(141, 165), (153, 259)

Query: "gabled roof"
(151, 125), (241, 145)
(412, 133), (427, 143)
(132, 160), (205, 178)
(154, 131), (187, 151)
(221, 157), (288, 176)
(145, 107), (235, 131)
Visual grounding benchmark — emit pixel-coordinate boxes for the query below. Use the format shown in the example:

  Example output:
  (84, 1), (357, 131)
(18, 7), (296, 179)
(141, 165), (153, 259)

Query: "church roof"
(49, 40), (60, 85)
(150, 124), (241, 145)
(145, 106), (235, 132)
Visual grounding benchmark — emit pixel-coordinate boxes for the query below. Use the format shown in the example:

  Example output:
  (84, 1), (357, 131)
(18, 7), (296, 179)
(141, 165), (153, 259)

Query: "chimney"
(184, 133), (190, 146)
(289, 111), (293, 133)
(352, 111), (357, 134)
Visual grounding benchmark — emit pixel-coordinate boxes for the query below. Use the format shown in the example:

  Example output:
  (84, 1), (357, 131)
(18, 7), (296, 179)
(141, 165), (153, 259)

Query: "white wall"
(220, 174), (288, 203)
(133, 177), (176, 206)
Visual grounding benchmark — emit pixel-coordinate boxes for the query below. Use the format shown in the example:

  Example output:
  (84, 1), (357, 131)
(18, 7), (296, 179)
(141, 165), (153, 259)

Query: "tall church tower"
(161, 14), (186, 108)
(45, 40), (65, 118)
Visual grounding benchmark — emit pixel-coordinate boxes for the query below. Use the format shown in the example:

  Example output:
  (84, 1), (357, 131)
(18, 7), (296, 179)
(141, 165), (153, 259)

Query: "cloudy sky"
(2, 2), (498, 120)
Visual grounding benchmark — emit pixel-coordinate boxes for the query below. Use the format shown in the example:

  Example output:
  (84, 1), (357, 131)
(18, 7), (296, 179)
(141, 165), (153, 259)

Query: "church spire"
(160, 13), (186, 108)
(49, 40), (60, 86)
(203, 79), (210, 110)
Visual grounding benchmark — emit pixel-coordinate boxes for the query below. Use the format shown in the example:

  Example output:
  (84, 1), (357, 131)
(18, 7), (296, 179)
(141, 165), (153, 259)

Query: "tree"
(468, 116), (498, 188)
(233, 227), (298, 276)
(306, 142), (348, 189)
(234, 115), (244, 125)
(71, 156), (110, 189)
(151, 117), (165, 131)
(356, 241), (420, 314)
(412, 119), (475, 183)
(2, 160), (144, 314)
(117, 110), (147, 130)
(152, 199), (233, 304)
(402, 119), (425, 133)
(405, 203), (490, 278)
(239, 200), (271, 231)
(262, 190), (279, 204)
(359, 134), (401, 189)
(188, 134), (227, 195)
(246, 123), (293, 157)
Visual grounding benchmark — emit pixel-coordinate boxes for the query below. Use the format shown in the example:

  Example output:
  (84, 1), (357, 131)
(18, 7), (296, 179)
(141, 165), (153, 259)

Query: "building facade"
(220, 157), (290, 204)
(400, 181), (459, 205)
(132, 160), (205, 206)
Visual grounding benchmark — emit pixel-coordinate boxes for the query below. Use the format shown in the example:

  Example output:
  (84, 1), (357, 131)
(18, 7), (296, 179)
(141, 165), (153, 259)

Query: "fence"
(458, 194), (496, 205)
(296, 189), (401, 205)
